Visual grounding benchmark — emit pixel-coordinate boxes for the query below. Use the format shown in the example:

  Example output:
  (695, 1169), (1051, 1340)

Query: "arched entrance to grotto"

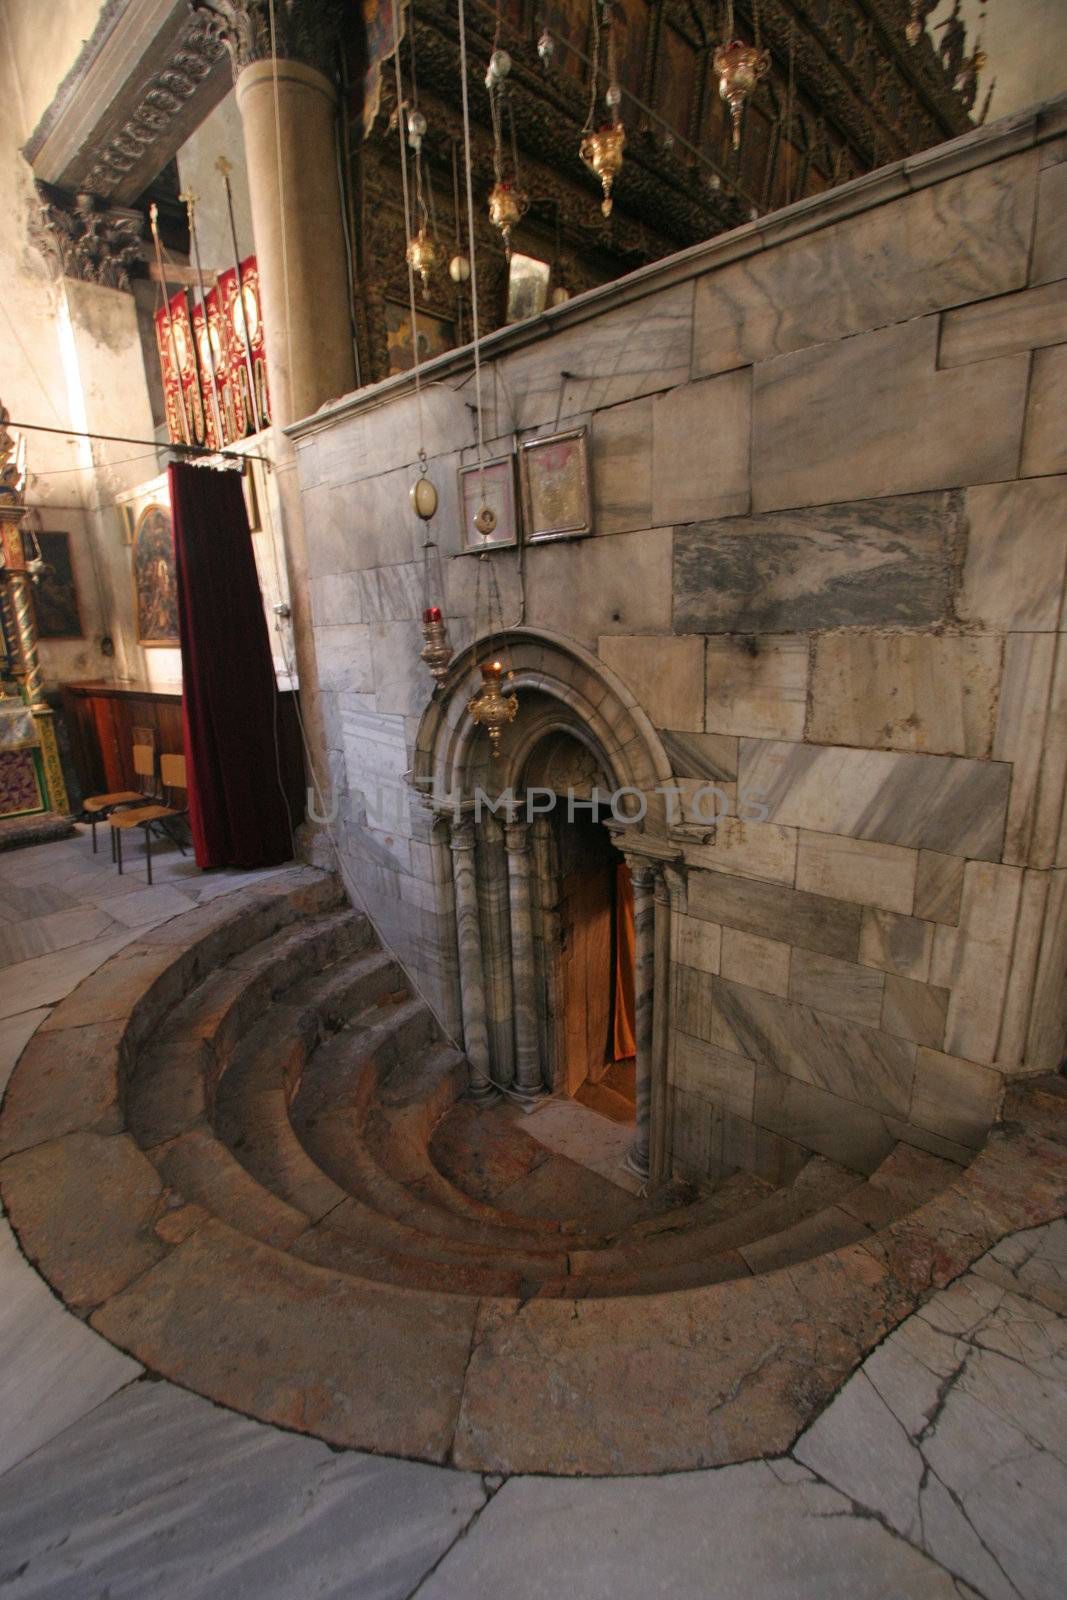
(411, 628), (679, 1180)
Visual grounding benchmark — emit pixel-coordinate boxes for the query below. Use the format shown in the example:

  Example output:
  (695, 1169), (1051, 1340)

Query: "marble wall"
(292, 98), (1067, 1184)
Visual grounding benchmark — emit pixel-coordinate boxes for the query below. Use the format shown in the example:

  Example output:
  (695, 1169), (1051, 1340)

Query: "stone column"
(206, 0), (357, 425)
(505, 820), (546, 1103)
(649, 867), (679, 1187)
(207, 1), (357, 782)
(624, 858), (658, 1180)
(448, 820), (494, 1100)
(530, 814), (561, 1090)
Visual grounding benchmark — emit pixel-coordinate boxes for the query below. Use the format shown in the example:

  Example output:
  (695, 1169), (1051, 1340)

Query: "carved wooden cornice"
(24, 1), (230, 206)
(30, 184), (144, 293)
(190, 0), (345, 78)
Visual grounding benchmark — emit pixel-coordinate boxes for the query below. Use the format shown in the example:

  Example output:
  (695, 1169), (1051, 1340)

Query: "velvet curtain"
(169, 461), (293, 870)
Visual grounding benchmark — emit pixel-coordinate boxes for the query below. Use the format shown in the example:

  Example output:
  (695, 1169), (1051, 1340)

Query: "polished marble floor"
(0, 831), (1064, 1598)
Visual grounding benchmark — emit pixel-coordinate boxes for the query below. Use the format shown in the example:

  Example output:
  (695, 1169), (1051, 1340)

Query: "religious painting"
(520, 427), (592, 542)
(132, 503), (180, 647)
(506, 253), (551, 324)
(29, 530), (83, 639)
(385, 301), (455, 374)
(0, 749), (43, 817)
(458, 456), (519, 551)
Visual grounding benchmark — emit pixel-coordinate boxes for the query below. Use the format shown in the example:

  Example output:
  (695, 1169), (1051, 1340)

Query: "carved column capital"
(449, 818), (476, 854)
(31, 185), (143, 291)
(192, 0), (344, 78)
(503, 819), (531, 855)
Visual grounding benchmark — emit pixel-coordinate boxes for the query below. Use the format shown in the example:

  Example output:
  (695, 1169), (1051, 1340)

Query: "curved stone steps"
(3, 869), (1065, 1474)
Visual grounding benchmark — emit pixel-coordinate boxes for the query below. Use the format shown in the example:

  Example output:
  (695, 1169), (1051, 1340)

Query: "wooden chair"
(109, 753), (189, 884)
(84, 739), (157, 854)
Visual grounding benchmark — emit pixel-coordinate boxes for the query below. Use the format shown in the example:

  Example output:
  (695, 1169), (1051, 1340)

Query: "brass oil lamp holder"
(714, 39), (771, 149)
(580, 122), (626, 217)
(467, 658), (518, 757)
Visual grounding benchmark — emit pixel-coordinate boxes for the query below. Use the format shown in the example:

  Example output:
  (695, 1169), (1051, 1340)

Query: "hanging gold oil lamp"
(488, 180), (528, 251)
(579, 4), (625, 218)
(715, 37), (771, 149)
(467, 658), (518, 757)
(406, 227), (441, 293)
(411, 452), (454, 682)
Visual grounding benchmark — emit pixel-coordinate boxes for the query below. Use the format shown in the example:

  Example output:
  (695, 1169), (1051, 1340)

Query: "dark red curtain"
(169, 462), (293, 870)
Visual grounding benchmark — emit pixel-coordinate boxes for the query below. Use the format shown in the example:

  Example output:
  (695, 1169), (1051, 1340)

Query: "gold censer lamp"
(580, 121), (625, 217)
(467, 658), (518, 757)
(714, 38), (770, 149)
(406, 227), (441, 293)
(488, 181), (528, 253)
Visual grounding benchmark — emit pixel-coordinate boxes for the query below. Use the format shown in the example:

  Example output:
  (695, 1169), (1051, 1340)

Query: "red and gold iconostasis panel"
(156, 257), (269, 449)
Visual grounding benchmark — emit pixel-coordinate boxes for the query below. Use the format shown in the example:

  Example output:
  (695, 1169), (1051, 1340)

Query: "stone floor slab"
(415, 1461), (969, 1600)
(0, 1379), (486, 1600)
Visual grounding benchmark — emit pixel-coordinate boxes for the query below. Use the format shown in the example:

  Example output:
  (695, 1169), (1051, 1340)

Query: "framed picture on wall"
(131, 503), (180, 647)
(457, 455), (519, 551)
(28, 530), (84, 639)
(506, 253), (551, 324)
(519, 426), (592, 542)
(384, 300), (455, 375)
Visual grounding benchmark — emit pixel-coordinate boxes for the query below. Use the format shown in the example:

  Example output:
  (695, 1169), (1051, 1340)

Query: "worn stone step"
(289, 1220), (526, 1298)
(566, 1157), (863, 1278)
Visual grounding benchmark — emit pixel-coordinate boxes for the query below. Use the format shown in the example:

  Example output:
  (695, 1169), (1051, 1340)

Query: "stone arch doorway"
(411, 629), (680, 1180)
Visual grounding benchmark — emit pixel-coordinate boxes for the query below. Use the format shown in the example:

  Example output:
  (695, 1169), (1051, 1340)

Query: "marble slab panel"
(591, 395), (653, 534)
(753, 1069), (896, 1173)
(673, 493), (950, 634)
(751, 318), (1029, 512)
(1021, 343), (1067, 477)
(720, 926), (792, 997)
(673, 913), (722, 975)
(686, 869), (861, 960)
(672, 963), (753, 1057)
(958, 476), (1067, 632)
(913, 851), (965, 925)
(739, 739), (1011, 861)
(312, 623), (373, 694)
(940, 278), (1067, 367)
(809, 633), (1000, 760)
(941, 861), (1024, 1065)
(498, 281), (694, 429)
(661, 729), (738, 782)
(683, 819), (798, 887)
(1031, 157), (1067, 287)
(714, 976), (916, 1115)
(598, 632), (704, 732)
(995, 868), (1049, 1072)
(304, 468), (421, 579)
(859, 908), (935, 982)
(1026, 869), (1067, 1072)
(881, 974), (949, 1050)
(524, 527), (673, 650)
(650, 370), (751, 525)
(796, 831), (917, 917)
(788, 949), (885, 1028)
(671, 1031), (755, 1120)
(693, 153), (1036, 375)
(909, 1048), (1001, 1148)
(994, 632), (1057, 865)
(705, 635), (809, 740)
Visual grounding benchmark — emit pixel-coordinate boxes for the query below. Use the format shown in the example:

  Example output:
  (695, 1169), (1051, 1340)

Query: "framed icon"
(457, 455), (520, 551)
(506, 253), (551, 324)
(519, 426), (592, 542)
(29, 530), (83, 639)
(131, 503), (180, 647)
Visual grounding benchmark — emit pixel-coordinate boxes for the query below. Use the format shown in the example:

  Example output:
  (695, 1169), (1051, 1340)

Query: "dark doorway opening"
(556, 809), (636, 1123)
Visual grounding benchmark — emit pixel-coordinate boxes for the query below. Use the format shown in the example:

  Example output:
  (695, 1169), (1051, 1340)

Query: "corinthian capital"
(191, 0), (344, 78)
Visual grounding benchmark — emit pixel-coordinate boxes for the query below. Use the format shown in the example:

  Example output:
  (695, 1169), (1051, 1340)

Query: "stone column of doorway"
(504, 819), (547, 1103)
(624, 857), (658, 1180)
(449, 819), (495, 1102)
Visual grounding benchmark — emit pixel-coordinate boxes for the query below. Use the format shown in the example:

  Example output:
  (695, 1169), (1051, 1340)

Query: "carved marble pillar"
(624, 857), (658, 1180)
(650, 867), (681, 1186)
(449, 819), (494, 1101)
(530, 814), (561, 1091)
(217, 0), (355, 427)
(505, 820), (546, 1103)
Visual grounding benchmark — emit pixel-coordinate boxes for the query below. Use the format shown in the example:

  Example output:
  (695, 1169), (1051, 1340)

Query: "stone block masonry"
(290, 95), (1067, 1187)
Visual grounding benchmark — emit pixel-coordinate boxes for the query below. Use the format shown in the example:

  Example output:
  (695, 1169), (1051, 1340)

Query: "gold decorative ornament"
(406, 227), (441, 293)
(473, 503), (498, 539)
(580, 123), (626, 217)
(467, 659), (518, 757)
(714, 37), (771, 149)
(487, 181), (528, 251)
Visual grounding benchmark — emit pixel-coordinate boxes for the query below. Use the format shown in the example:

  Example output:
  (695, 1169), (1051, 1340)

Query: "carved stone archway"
(411, 629), (681, 1182)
